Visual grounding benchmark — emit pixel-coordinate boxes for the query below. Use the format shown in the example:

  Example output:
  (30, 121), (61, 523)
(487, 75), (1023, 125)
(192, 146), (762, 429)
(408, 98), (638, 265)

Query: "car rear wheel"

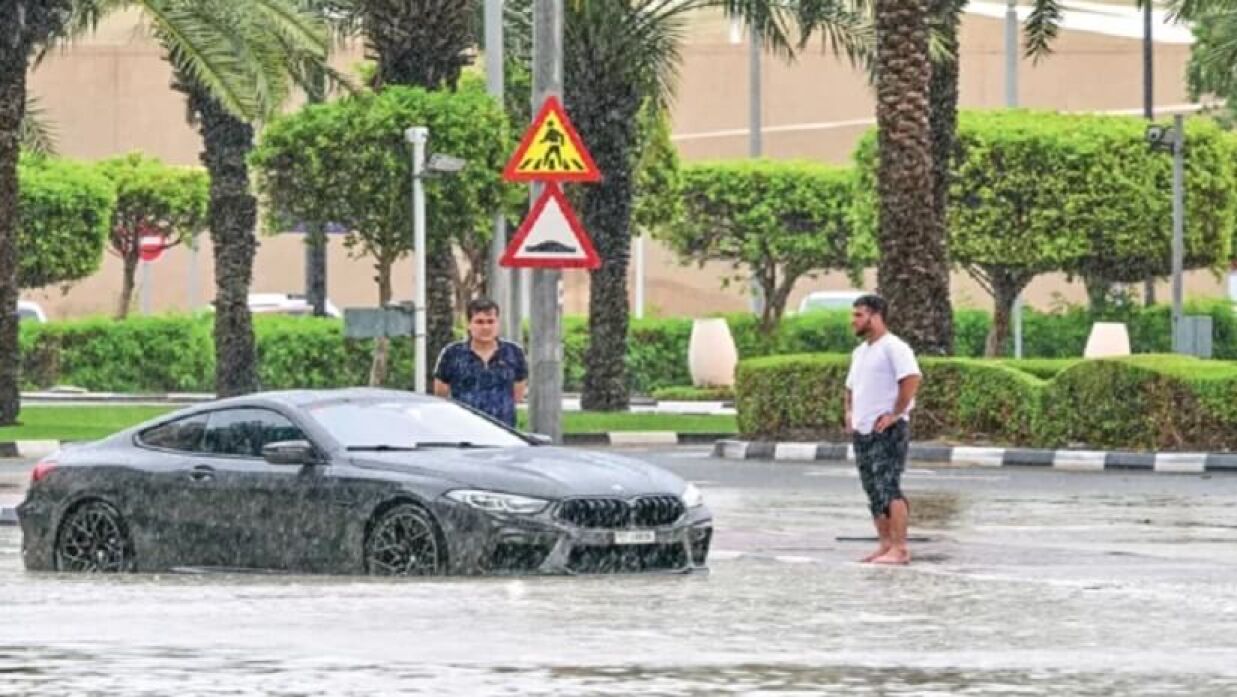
(54, 501), (134, 573)
(364, 504), (444, 576)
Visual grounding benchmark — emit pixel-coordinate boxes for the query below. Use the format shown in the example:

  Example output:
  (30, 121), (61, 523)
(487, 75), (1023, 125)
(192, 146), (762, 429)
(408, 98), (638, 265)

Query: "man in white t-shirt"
(844, 294), (922, 565)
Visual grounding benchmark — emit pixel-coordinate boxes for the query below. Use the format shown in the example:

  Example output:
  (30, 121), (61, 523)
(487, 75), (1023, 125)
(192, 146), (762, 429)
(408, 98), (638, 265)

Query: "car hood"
(347, 446), (687, 499)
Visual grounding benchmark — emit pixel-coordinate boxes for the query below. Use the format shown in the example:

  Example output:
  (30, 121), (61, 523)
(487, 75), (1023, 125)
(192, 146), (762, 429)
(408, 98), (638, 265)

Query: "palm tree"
(139, 0), (333, 397)
(0, 0), (83, 425)
(553, 0), (868, 410)
(311, 0), (478, 389)
(872, 0), (954, 355)
(923, 0), (1060, 355)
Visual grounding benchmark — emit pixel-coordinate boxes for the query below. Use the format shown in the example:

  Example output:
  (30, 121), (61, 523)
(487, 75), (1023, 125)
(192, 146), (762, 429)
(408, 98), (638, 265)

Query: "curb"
(712, 439), (1237, 474)
(0, 441), (62, 459)
(0, 505), (15, 526)
(562, 432), (734, 446)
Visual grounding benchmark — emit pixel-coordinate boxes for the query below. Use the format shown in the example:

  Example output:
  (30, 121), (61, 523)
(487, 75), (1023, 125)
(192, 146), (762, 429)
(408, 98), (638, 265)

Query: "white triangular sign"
(500, 184), (600, 269)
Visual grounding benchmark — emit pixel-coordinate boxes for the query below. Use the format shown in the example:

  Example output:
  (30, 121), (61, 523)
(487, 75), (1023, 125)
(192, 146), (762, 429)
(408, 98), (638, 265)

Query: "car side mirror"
(263, 440), (317, 465)
(526, 433), (554, 446)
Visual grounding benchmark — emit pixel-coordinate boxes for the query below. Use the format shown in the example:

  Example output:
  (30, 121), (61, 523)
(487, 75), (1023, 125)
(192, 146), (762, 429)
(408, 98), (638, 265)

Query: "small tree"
(632, 105), (683, 239)
(252, 83), (511, 384)
(855, 111), (1237, 355)
(662, 161), (869, 333)
(96, 153), (208, 318)
(17, 156), (115, 291)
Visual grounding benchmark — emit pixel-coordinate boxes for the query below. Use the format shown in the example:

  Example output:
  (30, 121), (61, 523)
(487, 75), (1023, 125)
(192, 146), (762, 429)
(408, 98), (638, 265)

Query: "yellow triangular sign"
(503, 96), (601, 183)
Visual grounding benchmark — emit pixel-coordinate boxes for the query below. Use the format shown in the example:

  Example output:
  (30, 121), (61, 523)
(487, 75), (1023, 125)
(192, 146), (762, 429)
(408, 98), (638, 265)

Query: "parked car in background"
(204, 293), (342, 318)
(17, 300), (47, 323)
(797, 290), (865, 314)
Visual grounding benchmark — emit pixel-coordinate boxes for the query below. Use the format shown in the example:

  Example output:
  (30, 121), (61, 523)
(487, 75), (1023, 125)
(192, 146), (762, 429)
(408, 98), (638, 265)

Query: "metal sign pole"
(486, 0), (515, 337)
(529, 0), (563, 442)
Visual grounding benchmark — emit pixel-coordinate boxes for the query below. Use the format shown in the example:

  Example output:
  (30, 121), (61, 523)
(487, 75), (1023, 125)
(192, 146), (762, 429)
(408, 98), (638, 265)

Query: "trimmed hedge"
(735, 354), (1043, 444)
(19, 315), (412, 393)
(735, 353), (1237, 451)
(15, 302), (1237, 397)
(650, 386), (735, 402)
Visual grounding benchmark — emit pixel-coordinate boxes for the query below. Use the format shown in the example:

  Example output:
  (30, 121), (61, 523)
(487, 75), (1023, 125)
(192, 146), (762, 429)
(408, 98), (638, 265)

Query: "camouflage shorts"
(853, 420), (910, 518)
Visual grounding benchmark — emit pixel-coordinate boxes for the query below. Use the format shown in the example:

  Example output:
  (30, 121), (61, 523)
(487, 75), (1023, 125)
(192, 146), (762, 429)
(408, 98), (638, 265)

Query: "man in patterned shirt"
(433, 298), (528, 427)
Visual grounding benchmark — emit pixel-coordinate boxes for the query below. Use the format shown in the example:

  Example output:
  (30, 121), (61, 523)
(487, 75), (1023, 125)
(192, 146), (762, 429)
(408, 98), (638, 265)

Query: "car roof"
(207, 387), (436, 410)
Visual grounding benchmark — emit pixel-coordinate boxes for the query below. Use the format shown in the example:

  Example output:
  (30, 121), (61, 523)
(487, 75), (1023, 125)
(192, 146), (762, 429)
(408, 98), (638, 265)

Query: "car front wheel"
(364, 503), (445, 576)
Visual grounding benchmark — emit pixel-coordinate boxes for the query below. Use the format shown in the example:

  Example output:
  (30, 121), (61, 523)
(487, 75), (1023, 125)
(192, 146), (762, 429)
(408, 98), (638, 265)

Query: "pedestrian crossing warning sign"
(500, 184), (600, 269)
(503, 96), (601, 183)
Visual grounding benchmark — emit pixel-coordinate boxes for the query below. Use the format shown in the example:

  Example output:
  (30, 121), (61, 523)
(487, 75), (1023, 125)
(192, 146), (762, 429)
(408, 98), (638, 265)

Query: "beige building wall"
(19, 11), (1225, 321)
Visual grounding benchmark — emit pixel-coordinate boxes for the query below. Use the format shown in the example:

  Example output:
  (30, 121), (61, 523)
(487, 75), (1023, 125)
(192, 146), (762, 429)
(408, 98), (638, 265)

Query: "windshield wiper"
(413, 441), (487, 449)
(346, 445), (419, 452)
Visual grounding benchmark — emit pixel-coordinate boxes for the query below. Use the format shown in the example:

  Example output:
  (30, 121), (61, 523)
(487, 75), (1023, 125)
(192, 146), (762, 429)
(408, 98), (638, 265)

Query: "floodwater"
(3, 459), (1237, 696)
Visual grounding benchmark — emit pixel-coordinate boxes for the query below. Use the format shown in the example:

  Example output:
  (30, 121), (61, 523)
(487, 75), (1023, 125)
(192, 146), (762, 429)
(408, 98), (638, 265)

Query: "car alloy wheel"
(54, 501), (133, 573)
(365, 504), (444, 576)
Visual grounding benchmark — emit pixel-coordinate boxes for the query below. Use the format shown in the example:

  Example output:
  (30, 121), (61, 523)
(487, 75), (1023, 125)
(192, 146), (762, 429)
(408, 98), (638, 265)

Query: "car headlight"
(445, 489), (550, 515)
(681, 482), (704, 509)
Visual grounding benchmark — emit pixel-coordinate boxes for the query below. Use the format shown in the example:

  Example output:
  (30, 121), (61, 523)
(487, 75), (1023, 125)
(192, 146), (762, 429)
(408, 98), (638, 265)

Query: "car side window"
(202, 408), (307, 459)
(139, 414), (209, 452)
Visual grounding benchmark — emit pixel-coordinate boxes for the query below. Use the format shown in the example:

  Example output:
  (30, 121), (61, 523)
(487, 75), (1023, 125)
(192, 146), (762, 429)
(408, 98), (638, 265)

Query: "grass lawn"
(1, 405), (736, 443)
(0, 406), (173, 442)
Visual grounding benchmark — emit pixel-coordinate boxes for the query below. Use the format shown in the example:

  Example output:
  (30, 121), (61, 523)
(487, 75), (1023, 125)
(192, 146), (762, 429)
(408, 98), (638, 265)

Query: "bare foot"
(870, 549), (910, 565)
(860, 547), (890, 563)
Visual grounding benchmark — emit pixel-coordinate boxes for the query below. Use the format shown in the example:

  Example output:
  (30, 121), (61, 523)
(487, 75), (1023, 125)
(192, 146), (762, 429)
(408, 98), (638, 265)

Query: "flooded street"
(4, 451), (1237, 695)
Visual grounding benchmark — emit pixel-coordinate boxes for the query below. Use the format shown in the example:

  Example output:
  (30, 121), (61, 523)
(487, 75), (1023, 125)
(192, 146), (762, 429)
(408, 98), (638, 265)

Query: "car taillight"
(31, 460), (57, 483)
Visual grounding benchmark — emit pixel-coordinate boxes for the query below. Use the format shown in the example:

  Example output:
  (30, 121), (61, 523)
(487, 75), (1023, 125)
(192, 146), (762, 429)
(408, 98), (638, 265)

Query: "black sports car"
(17, 389), (713, 576)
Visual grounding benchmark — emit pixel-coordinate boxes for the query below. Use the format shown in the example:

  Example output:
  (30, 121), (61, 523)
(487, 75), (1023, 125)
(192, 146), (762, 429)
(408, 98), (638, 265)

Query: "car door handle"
(189, 465), (215, 482)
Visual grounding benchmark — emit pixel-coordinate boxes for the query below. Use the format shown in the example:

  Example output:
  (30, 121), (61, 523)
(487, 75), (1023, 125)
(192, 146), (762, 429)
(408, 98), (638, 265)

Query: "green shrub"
(735, 354), (1042, 443)
(651, 386), (735, 402)
(996, 358), (1081, 379)
(1036, 355), (1237, 450)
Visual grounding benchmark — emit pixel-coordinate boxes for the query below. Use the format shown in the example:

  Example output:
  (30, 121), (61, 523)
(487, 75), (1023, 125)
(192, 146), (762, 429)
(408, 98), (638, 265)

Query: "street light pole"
(747, 21), (765, 317)
(406, 126), (429, 393)
(529, 0), (563, 442)
(486, 0), (515, 337)
(1171, 113), (1185, 353)
(1005, 0), (1024, 359)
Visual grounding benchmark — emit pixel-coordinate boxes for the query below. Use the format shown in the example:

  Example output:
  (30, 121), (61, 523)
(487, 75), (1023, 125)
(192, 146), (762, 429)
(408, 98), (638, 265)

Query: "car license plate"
(614, 530), (655, 545)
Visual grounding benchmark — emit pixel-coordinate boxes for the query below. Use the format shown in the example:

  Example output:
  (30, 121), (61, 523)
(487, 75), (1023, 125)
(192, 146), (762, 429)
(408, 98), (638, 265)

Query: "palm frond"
(793, 0), (875, 67)
(18, 96), (58, 156)
(1023, 0), (1063, 62)
(1168, 0), (1237, 21)
(1184, 11), (1237, 98)
(139, 0), (260, 118)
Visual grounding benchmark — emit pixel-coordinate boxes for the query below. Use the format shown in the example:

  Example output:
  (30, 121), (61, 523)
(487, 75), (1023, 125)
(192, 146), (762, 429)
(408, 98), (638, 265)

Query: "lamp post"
(405, 128), (466, 393)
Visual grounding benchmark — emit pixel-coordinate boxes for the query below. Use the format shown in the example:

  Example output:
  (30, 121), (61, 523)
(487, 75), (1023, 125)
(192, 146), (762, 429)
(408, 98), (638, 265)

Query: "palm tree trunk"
(186, 84), (259, 398)
(928, 0), (961, 238)
(577, 90), (640, 411)
(426, 244), (457, 393)
(0, 24), (29, 425)
(875, 0), (954, 355)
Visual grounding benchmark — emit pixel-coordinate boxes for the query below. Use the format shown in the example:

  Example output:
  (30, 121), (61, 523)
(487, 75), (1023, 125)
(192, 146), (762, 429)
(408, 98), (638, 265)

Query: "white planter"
(1083, 322), (1131, 359)
(688, 318), (738, 387)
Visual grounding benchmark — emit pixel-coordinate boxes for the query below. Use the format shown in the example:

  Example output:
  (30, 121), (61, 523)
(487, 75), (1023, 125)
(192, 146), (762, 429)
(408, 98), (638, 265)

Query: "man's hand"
(874, 413), (899, 434)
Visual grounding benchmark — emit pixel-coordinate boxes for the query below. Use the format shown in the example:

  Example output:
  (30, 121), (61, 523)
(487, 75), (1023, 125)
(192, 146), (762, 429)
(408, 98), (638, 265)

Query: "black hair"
(853, 294), (888, 319)
(466, 297), (500, 320)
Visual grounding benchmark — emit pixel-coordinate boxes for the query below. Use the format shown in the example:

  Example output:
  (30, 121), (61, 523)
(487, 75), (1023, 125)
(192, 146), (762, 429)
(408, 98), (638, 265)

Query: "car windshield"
(306, 399), (529, 450)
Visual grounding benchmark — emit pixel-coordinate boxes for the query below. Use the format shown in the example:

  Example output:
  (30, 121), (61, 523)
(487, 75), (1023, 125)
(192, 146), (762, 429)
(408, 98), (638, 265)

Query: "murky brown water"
(3, 468), (1237, 696)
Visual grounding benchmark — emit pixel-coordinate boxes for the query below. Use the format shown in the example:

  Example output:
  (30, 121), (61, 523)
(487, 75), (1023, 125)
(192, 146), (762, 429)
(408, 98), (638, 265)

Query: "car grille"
(567, 543), (688, 573)
(556, 496), (685, 529)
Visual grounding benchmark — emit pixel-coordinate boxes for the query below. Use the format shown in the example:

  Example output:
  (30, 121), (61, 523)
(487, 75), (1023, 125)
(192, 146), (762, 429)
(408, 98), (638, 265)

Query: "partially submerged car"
(18, 389), (712, 576)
